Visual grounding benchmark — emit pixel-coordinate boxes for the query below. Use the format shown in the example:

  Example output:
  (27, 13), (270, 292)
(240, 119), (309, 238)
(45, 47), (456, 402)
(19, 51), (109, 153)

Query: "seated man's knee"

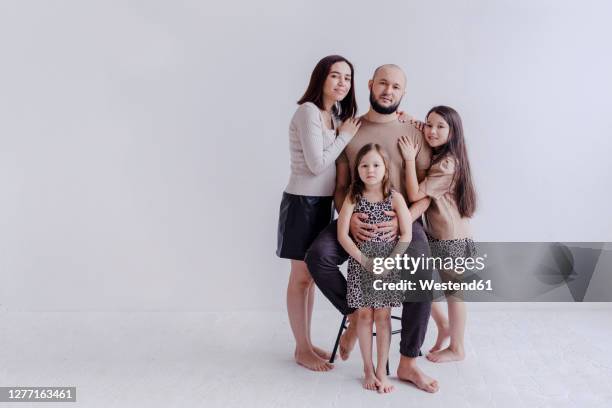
(304, 239), (324, 269)
(305, 242), (338, 273)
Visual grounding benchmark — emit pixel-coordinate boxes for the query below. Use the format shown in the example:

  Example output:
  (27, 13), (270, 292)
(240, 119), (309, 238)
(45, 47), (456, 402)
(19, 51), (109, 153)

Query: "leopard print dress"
(347, 191), (403, 309)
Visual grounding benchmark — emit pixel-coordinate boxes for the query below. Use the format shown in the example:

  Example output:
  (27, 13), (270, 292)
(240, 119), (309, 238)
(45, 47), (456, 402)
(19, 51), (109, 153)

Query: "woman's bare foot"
(426, 346), (465, 363)
(339, 323), (358, 361)
(363, 369), (381, 391)
(429, 324), (450, 353)
(294, 349), (333, 371)
(312, 345), (331, 361)
(397, 362), (439, 393)
(375, 370), (395, 393)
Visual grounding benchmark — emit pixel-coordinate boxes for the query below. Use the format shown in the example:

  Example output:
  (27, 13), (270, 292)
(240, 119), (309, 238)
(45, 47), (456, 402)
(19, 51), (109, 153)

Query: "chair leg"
(386, 359), (390, 376)
(329, 315), (347, 363)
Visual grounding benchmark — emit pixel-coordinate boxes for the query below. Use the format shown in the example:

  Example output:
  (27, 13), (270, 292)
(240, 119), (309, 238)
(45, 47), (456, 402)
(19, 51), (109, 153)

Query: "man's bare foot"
(426, 346), (465, 363)
(294, 349), (333, 371)
(312, 345), (331, 361)
(397, 361), (439, 393)
(339, 322), (357, 361)
(429, 324), (450, 353)
(375, 370), (395, 393)
(363, 369), (381, 391)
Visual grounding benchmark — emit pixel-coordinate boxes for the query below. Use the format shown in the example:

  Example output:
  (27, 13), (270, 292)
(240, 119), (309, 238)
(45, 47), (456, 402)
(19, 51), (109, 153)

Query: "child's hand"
(398, 135), (417, 161)
(396, 111), (414, 123)
(350, 212), (377, 243)
(360, 256), (376, 274)
(397, 112), (425, 131)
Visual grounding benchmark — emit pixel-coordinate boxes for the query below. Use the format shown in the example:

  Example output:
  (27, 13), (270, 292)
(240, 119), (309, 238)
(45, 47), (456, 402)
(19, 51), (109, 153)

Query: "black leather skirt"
(276, 192), (334, 260)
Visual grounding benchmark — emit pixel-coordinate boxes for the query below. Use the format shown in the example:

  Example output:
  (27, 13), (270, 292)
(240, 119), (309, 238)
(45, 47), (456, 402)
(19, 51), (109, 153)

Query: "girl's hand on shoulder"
(339, 117), (362, 137)
(396, 111), (414, 123)
(398, 135), (417, 161)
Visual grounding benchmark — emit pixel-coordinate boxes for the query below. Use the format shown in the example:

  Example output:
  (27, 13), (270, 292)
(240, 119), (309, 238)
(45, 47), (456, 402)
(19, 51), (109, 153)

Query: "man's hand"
(378, 210), (399, 242)
(349, 213), (377, 243)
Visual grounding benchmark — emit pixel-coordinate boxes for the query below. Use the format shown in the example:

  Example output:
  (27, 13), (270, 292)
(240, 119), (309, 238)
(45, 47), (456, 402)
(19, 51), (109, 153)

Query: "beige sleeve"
(296, 103), (351, 176)
(418, 156), (456, 199)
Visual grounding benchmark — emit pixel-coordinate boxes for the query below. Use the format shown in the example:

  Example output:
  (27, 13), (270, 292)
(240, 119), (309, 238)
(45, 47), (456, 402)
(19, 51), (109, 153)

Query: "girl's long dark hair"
(297, 55), (357, 121)
(427, 106), (477, 218)
(348, 143), (391, 203)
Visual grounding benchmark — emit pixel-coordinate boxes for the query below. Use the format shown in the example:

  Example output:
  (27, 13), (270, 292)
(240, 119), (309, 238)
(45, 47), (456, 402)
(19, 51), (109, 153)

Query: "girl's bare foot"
(339, 323), (357, 360)
(363, 369), (381, 391)
(427, 346), (465, 363)
(429, 324), (450, 353)
(312, 345), (331, 361)
(375, 370), (395, 393)
(294, 349), (334, 371)
(397, 364), (439, 393)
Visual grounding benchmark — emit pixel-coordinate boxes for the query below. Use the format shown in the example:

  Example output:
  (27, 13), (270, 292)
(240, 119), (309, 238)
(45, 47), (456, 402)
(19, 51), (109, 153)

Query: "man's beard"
(369, 91), (402, 115)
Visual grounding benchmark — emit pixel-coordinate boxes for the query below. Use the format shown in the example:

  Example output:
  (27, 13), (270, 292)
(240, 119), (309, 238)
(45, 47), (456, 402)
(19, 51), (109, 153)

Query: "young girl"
(337, 143), (412, 393)
(398, 105), (477, 363)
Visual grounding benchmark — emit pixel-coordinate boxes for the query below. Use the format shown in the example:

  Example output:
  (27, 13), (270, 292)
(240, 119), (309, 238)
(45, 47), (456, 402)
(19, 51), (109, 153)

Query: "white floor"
(1, 306), (612, 407)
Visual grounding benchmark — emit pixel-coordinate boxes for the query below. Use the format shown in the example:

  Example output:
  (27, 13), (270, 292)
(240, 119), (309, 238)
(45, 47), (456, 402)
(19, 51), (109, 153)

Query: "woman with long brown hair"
(276, 55), (360, 371)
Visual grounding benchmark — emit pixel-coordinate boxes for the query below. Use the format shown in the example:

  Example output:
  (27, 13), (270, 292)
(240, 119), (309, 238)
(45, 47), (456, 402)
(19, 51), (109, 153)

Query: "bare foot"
(363, 370), (381, 391)
(294, 349), (333, 371)
(312, 345), (331, 361)
(339, 323), (357, 361)
(427, 346), (465, 363)
(397, 363), (439, 393)
(429, 324), (450, 353)
(375, 370), (395, 394)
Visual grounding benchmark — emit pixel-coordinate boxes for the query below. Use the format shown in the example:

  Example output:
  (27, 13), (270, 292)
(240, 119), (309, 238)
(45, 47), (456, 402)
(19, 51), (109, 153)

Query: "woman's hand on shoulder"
(339, 117), (361, 138)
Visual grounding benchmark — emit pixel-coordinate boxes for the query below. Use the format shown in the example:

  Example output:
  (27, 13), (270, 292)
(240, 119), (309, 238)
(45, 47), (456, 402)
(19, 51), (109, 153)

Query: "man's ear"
(368, 79), (373, 90)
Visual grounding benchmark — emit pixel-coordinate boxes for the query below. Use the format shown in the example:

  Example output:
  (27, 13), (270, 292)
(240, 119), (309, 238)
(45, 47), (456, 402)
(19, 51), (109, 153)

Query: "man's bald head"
(372, 64), (407, 88)
(368, 64), (407, 114)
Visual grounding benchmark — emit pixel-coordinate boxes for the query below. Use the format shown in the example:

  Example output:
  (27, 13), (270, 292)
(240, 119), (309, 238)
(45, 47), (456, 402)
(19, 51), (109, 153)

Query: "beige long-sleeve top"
(419, 155), (472, 240)
(284, 102), (352, 196)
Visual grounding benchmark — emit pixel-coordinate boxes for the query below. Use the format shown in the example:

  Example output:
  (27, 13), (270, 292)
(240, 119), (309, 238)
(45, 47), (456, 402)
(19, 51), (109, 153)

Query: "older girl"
(398, 105), (477, 363)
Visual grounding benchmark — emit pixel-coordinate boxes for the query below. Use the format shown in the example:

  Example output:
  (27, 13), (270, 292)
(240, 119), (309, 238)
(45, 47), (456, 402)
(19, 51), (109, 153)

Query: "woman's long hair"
(426, 106), (477, 218)
(297, 55), (357, 121)
(348, 144), (391, 203)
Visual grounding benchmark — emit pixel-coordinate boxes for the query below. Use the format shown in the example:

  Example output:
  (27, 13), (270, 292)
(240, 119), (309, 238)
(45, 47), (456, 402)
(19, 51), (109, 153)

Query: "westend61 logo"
(372, 254), (487, 275)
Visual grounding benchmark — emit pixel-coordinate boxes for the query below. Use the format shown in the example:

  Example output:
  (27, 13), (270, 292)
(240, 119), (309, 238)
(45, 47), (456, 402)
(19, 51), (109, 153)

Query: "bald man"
(305, 65), (439, 393)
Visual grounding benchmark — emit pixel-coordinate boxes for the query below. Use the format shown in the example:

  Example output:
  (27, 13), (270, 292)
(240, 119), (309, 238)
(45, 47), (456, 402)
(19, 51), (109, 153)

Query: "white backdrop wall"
(1, 0), (611, 312)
